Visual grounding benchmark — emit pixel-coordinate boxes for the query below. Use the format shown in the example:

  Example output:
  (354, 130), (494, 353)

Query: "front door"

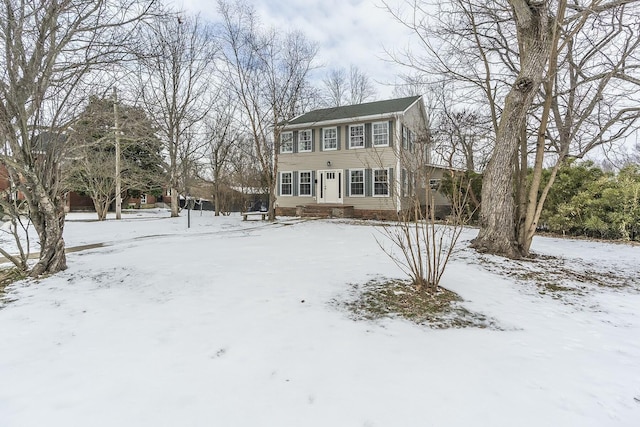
(318, 170), (343, 204)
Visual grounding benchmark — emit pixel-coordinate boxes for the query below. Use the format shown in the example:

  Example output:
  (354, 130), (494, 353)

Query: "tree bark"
(93, 198), (109, 221)
(170, 186), (179, 217)
(472, 0), (552, 258)
(29, 186), (67, 277)
(518, 0), (567, 254)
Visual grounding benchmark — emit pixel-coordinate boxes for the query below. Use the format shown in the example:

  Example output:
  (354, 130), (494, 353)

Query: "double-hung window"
(299, 171), (312, 196)
(349, 124), (364, 149)
(349, 169), (364, 196)
(374, 169), (389, 196)
(323, 127), (337, 150)
(280, 172), (293, 195)
(401, 169), (408, 197)
(140, 194), (147, 204)
(281, 132), (293, 153)
(298, 130), (312, 152)
(373, 122), (389, 146)
(402, 126), (408, 150)
(408, 129), (415, 152)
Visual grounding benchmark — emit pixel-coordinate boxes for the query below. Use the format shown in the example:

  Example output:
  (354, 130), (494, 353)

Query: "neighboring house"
(276, 95), (451, 219)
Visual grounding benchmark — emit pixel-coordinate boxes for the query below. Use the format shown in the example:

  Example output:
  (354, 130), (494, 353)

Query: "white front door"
(318, 170), (343, 204)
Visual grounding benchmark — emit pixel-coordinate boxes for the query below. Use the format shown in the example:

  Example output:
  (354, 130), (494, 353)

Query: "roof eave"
(283, 112), (401, 130)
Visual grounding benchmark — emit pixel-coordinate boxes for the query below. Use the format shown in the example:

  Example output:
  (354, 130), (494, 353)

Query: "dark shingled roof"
(286, 95), (421, 126)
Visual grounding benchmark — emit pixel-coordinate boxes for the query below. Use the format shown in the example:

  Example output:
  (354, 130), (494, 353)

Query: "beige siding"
(277, 123), (399, 211)
(276, 101), (442, 214)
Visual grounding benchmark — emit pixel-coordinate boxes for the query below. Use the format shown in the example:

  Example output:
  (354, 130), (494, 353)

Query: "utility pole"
(113, 87), (122, 220)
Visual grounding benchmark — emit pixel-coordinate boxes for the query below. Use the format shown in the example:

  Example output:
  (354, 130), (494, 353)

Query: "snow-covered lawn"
(1, 210), (639, 426)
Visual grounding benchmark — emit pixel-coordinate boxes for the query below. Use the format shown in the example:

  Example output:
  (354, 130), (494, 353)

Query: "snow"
(1, 209), (639, 426)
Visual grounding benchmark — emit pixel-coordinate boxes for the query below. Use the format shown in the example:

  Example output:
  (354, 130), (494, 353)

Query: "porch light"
(326, 161), (332, 167)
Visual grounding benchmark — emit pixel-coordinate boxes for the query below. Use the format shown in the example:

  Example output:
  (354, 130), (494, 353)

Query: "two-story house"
(276, 95), (451, 219)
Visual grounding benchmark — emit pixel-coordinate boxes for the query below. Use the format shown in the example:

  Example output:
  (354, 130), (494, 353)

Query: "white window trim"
(298, 130), (312, 153)
(280, 171), (293, 196)
(373, 168), (390, 198)
(373, 121), (389, 147)
(349, 168), (365, 197)
(349, 124), (365, 149)
(298, 170), (312, 197)
(140, 194), (147, 204)
(281, 131), (293, 154)
(323, 127), (338, 151)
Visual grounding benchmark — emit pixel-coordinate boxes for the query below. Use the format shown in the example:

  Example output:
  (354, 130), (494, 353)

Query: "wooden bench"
(242, 211), (268, 221)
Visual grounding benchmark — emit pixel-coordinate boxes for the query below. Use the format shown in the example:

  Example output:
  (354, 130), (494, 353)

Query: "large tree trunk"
(170, 186), (179, 217)
(518, 0), (567, 254)
(472, 0), (551, 258)
(29, 186), (67, 277)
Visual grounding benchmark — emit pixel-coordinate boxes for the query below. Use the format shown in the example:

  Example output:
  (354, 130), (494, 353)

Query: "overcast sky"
(166, 0), (414, 99)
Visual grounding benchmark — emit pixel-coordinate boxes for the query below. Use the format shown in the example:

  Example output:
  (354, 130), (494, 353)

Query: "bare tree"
(322, 65), (376, 107)
(0, 180), (31, 272)
(137, 13), (215, 217)
(386, 0), (640, 258)
(323, 68), (348, 107)
(349, 65), (377, 105)
(392, 76), (493, 172)
(392, 72), (431, 98)
(205, 89), (240, 216)
(64, 96), (163, 220)
(435, 108), (491, 171)
(0, 0), (158, 276)
(378, 134), (475, 293)
(216, 0), (317, 221)
(517, 0), (640, 253)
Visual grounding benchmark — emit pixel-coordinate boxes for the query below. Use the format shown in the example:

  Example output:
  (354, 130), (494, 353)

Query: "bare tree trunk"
(513, 124), (529, 246)
(29, 189), (67, 277)
(93, 198), (109, 221)
(472, 0), (552, 258)
(213, 181), (221, 216)
(517, 0), (567, 254)
(171, 186), (179, 217)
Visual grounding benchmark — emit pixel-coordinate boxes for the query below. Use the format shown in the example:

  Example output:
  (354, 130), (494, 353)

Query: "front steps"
(296, 204), (354, 219)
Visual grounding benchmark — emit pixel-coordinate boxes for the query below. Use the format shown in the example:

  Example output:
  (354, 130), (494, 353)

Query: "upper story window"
(323, 127), (337, 151)
(298, 130), (312, 152)
(349, 124), (364, 149)
(281, 132), (293, 153)
(373, 122), (389, 146)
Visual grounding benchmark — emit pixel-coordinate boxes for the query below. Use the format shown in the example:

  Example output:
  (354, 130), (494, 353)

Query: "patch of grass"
(474, 252), (639, 308)
(540, 282), (575, 293)
(0, 267), (26, 307)
(340, 278), (500, 329)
